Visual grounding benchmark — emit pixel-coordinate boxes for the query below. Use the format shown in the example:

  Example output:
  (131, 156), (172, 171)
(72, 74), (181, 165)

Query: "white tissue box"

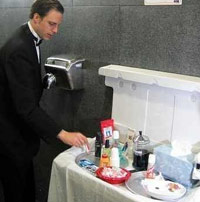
(154, 145), (196, 187)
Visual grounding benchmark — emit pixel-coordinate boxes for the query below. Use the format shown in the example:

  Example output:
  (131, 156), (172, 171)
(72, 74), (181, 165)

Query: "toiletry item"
(112, 130), (119, 148)
(100, 154), (110, 167)
(126, 128), (135, 159)
(145, 154), (156, 179)
(95, 132), (102, 158)
(103, 139), (111, 157)
(133, 131), (150, 171)
(122, 142), (128, 153)
(100, 119), (114, 143)
(110, 147), (120, 168)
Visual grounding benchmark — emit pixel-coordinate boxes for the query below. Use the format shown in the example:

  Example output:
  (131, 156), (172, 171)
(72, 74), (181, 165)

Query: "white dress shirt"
(28, 21), (41, 63)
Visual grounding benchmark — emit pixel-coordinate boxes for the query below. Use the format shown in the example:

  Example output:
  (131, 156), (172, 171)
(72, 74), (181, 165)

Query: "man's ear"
(32, 13), (42, 24)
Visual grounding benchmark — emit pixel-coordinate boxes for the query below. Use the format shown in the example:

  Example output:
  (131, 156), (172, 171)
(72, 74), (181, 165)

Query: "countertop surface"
(48, 138), (200, 202)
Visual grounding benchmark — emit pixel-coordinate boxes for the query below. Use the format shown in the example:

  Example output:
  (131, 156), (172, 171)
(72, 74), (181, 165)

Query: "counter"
(48, 139), (200, 202)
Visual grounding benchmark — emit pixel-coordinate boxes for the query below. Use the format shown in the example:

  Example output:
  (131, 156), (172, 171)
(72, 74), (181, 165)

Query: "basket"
(96, 166), (131, 184)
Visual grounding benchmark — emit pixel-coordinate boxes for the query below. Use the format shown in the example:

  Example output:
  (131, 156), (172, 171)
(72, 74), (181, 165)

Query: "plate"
(96, 166), (131, 184)
(142, 179), (186, 201)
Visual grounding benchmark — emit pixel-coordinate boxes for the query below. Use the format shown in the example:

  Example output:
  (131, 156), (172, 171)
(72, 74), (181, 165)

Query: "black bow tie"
(36, 39), (42, 46)
(32, 35), (42, 46)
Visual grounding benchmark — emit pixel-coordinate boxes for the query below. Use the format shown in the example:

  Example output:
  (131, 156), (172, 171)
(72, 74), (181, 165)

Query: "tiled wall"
(0, 0), (200, 201)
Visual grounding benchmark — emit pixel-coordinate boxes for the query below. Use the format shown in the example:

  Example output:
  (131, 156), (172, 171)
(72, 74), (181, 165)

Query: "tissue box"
(154, 145), (195, 187)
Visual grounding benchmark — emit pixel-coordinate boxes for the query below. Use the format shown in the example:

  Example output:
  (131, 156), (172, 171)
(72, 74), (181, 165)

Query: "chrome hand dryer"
(43, 54), (85, 90)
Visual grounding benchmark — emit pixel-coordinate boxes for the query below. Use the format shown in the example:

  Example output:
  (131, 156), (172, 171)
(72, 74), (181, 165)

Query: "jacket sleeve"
(5, 47), (62, 142)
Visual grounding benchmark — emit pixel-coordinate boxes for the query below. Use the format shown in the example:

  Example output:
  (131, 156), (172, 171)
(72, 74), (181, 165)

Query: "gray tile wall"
(0, 0), (200, 201)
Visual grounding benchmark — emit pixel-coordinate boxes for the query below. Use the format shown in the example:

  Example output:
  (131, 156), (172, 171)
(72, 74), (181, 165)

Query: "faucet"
(43, 73), (56, 89)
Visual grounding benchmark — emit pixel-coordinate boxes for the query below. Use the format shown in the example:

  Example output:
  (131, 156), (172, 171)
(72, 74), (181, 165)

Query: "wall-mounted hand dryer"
(43, 54), (85, 90)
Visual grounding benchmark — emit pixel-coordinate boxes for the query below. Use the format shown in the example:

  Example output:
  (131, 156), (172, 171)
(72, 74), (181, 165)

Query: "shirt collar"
(28, 21), (41, 43)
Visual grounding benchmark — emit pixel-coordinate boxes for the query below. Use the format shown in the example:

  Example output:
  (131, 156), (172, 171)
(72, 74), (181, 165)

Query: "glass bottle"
(95, 132), (102, 158)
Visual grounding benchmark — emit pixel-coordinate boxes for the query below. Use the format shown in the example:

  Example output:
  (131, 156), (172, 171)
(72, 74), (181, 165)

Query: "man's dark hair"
(29, 0), (64, 19)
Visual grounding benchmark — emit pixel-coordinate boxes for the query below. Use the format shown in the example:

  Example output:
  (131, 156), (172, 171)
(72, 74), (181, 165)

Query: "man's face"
(33, 9), (63, 40)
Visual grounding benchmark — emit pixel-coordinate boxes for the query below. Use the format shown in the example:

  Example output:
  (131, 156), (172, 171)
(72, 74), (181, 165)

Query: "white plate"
(142, 179), (187, 201)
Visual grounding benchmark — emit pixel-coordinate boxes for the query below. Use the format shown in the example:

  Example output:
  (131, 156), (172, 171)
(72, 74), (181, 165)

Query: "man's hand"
(57, 130), (89, 148)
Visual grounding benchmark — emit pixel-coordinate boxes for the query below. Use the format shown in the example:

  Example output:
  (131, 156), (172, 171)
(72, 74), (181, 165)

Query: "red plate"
(96, 166), (131, 184)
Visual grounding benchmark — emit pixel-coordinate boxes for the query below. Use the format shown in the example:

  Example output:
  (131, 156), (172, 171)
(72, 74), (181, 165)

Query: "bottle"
(133, 131), (150, 171)
(126, 128), (135, 159)
(112, 130), (119, 148)
(95, 132), (102, 158)
(99, 153), (110, 167)
(110, 147), (120, 168)
(103, 139), (111, 157)
(145, 154), (156, 179)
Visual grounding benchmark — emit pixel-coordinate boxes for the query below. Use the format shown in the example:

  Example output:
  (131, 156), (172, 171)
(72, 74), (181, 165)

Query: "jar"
(133, 131), (150, 171)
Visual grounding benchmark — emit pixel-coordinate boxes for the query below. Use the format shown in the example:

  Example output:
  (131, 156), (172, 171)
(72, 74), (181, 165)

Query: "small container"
(100, 154), (110, 167)
(110, 147), (120, 168)
(133, 131), (150, 171)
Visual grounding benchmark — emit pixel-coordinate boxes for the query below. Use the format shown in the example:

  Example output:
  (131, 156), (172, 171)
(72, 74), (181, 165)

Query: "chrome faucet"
(43, 73), (56, 89)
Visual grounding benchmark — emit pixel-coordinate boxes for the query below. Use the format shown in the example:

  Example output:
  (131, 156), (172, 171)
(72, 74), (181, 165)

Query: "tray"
(75, 151), (100, 167)
(125, 171), (188, 201)
(125, 171), (151, 199)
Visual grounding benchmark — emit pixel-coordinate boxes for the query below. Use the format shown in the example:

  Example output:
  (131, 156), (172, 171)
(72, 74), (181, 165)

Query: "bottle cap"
(113, 130), (119, 140)
(148, 154), (156, 164)
(102, 154), (108, 158)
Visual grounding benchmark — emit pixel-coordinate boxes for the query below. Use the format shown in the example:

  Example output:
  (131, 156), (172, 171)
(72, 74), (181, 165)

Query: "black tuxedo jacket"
(0, 23), (62, 167)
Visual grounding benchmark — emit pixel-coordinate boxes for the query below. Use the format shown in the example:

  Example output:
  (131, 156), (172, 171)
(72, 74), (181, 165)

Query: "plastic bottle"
(110, 147), (120, 168)
(103, 139), (111, 157)
(145, 154), (156, 179)
(99, 153), (110, 167)
(112, 130), (119, 148)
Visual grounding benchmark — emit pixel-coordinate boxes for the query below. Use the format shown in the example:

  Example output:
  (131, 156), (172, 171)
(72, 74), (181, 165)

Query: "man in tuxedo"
(0, 0), (88, 201)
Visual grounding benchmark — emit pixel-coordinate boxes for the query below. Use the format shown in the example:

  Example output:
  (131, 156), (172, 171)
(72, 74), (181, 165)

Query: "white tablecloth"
(48, 139), (200, 202)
